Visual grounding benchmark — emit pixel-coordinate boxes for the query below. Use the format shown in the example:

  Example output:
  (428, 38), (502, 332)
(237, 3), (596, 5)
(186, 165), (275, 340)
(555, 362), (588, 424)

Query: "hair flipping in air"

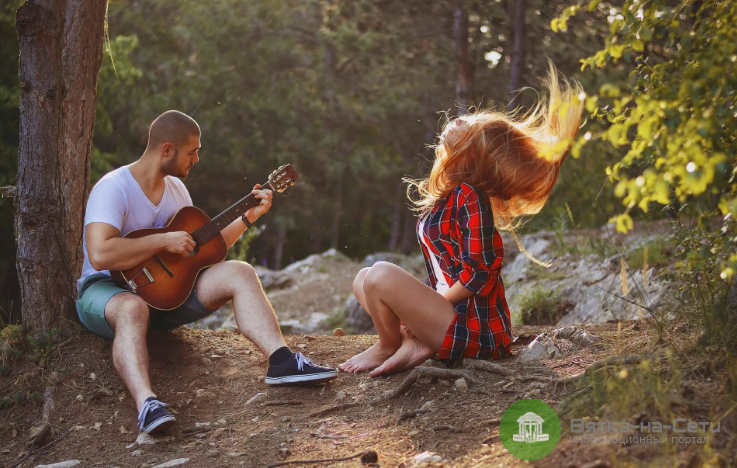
(407, 64), (584, 265)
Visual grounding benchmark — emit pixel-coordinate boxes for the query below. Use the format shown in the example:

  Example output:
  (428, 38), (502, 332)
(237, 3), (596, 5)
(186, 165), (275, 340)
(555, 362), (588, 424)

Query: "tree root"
(461, 359), (514, 376)
(28, 386), (54, 447)
(307, 402), (360, 418)
(374, 367), (476, 402)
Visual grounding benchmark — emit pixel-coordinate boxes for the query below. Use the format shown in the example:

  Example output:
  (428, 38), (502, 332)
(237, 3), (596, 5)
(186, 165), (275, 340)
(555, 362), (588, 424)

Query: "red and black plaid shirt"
(417, 183), (513, 361)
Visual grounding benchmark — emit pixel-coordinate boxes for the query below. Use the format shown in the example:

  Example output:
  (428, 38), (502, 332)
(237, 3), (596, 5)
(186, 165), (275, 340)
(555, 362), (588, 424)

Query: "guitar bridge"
(127, 267), (155, 292)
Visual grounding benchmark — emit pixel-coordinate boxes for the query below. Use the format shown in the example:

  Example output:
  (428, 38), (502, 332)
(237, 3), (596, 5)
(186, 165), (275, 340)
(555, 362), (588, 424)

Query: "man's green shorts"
(76, 273), (217, 340)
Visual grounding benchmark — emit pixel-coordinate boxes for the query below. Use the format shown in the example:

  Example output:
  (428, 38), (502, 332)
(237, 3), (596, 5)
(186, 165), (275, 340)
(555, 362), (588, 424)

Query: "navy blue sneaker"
(138, 397), (176, 434)
(265, 353), (338, 385)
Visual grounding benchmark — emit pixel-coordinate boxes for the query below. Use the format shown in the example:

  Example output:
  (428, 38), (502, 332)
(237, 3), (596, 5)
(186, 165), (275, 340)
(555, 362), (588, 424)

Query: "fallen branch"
(479, 418), (500, 426)
(374, 367), (476, 402)
(482, 434), (500, 444)
(307, 402), (359, 418)
(554, 355), (651, 386)
(28, 386), (54, 447)
(182, 427), (211, 435)
(397, 408), (429, 423)
(11, 428), (74, 468)
(433, 425), (463, 433)
(267, 450), (378, 468)
(263, 400), (303, 407)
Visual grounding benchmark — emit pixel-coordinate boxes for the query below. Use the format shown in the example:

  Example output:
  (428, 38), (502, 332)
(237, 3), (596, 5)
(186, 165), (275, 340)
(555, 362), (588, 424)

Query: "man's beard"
(161, 149), (192, 178)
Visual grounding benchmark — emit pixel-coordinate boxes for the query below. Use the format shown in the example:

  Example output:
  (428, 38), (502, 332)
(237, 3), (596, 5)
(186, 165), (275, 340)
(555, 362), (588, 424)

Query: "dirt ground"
(3, 319), (732, 468)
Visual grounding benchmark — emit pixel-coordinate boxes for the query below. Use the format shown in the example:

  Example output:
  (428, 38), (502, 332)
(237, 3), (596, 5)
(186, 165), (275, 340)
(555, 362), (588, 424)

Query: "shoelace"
(294, 352), (313, 371)
(138, 398), (167, 434)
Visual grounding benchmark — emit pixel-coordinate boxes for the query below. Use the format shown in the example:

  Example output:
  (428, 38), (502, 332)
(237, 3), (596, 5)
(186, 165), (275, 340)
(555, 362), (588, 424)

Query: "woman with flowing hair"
(338, 65), (584, 376)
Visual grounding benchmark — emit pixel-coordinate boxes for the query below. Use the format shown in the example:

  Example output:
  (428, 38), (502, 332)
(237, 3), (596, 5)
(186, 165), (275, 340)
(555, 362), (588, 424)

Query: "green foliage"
(227, 225), (265, 263)
(519, 288), (572, 325)
(557, 0), (737, 280)
(26, 328), (62, 361)
(624, 236), (671, 270)
(561, 353), (682, 425)
(0, 323), (23, 365)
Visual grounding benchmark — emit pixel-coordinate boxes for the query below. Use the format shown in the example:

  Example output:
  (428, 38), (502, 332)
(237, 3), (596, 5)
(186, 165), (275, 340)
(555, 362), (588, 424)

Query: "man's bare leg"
(194, 261), (287, 357)
(105, 293), (156, 411)
(339, 262), (455, 375)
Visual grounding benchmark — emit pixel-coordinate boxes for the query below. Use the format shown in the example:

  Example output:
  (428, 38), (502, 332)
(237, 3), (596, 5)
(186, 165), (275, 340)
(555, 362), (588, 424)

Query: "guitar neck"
(192, 181), (274, 245)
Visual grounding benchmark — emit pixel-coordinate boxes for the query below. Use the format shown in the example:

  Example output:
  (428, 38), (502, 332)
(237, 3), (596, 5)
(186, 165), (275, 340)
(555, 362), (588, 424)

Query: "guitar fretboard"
(191, 182), (274, 245)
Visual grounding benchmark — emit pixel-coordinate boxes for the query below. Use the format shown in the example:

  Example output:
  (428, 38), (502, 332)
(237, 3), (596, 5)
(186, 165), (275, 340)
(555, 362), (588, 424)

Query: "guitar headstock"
(265, 164), (299, 193)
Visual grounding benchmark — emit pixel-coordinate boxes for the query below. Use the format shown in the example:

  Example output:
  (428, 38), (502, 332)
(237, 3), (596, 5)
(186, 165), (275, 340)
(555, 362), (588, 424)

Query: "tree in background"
(557, 0), (737, 279)
(14, 0), (108, 331)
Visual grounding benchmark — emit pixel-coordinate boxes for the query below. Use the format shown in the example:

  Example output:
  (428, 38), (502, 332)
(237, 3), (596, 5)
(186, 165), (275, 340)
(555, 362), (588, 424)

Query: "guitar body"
(111, 206), (227, 310)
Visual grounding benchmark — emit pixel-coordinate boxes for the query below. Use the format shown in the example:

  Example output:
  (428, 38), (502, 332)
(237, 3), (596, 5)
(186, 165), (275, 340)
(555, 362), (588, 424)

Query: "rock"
(151, 459), (190, 468)
(281, 416), (291, 422)
(217, 418), (227, 425)
(206, 449), (219, 457)
(35, 461), (81, 468)
(195, 422), (211, 428)
(336, 391), (346, 400)
(344, 295), (375, 333)
(420, 400), (435, 410)
(333, 328), (346, 336)
(454, 378), (468, 393)
(226, 452), (245, 458)
(195, 388), (214, 398)
(278, 448), (291, 459)
(246, 393), (267, 406)
(410, 451), (443, 466)
(517, 334), (562, 362)
(254, 267), (293, 291)
(135, 433), (157, 445)
(550, 326), (600, 348)
(131, 450), (142, 457)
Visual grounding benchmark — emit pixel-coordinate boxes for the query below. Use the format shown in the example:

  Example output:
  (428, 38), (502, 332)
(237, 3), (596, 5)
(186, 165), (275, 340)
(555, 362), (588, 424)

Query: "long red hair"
(408, 65), (583, 261)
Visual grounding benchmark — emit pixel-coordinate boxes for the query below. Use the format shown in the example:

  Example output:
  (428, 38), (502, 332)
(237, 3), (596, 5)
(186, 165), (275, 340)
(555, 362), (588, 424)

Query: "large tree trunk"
(453, 0), (473, 116)
(329, 165), (345, 251)
(508, 0), (526, 111)
(15, 0), (107, 332)
(388, 179), (404, 252)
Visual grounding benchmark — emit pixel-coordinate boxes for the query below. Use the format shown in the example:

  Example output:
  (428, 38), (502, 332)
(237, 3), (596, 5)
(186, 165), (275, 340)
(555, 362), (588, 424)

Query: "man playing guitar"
(77, 110), (337, 435)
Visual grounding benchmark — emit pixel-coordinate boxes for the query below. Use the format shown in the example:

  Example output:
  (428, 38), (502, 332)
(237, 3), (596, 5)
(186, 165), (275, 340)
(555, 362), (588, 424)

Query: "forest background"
(1, 0), (735, 332)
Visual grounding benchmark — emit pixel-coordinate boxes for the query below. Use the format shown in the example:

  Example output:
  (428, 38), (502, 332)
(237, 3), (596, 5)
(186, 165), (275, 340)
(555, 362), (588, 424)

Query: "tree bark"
(508, 0), (526, 111)
(15, 0), (108, 332)
(453, 0), (473, 116)
(272, 222), (287, 270)
(388, 179), (404, 252)
(329, 165), (345, 251)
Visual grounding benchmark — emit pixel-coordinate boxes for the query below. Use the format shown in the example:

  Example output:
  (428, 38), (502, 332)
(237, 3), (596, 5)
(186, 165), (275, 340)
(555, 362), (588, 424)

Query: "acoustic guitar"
(110, 164), (298, 310)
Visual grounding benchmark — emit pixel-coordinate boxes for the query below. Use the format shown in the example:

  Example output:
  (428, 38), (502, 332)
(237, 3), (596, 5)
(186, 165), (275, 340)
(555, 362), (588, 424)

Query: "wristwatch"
(241, 214), (253, 229)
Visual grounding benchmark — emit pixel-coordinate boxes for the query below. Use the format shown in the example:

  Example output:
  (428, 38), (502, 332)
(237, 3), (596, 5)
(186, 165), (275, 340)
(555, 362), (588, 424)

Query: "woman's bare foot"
(369, 335), (435, 377)
(338, 342), (399, 373)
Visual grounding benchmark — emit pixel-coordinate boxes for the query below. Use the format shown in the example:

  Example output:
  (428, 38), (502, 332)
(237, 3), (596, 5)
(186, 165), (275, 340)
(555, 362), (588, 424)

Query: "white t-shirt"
(418, 216), (450, 295)
(78, 166), (192, 290)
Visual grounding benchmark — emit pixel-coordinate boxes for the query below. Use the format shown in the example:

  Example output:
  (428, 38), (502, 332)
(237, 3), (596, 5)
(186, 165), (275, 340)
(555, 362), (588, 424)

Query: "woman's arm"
(455, 185), (503, 297)
(443, 281), (474, 305)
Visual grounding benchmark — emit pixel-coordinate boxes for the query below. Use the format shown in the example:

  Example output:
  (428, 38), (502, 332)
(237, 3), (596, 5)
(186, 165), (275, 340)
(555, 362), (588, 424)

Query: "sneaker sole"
(265, 371), (338, 385)
(143, 415), (176, 434)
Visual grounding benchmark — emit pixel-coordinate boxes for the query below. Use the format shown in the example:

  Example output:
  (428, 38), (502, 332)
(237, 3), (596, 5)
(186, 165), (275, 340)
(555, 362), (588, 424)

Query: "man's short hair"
(147, 110), (200, 150)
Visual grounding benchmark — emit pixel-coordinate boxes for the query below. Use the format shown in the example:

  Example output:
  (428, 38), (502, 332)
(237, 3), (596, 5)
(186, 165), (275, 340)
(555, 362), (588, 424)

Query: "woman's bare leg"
(338, 262), (455, 376)
(339, 267), (401, 373)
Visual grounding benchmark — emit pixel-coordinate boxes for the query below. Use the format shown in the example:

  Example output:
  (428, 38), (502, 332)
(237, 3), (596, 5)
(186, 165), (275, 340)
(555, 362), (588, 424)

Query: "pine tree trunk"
(508, 0), (525, 111)
(453, 0), (473, 116)
(15, 0), (107, 332)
